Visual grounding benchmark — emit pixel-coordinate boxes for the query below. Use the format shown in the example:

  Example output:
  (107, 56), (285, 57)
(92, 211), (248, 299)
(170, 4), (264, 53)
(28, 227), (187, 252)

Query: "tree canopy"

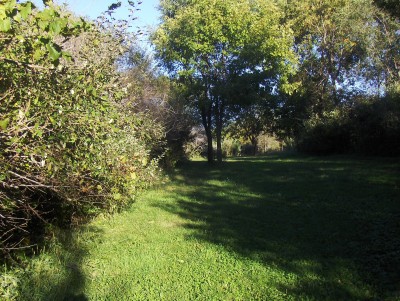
(153, 0), (296, 162)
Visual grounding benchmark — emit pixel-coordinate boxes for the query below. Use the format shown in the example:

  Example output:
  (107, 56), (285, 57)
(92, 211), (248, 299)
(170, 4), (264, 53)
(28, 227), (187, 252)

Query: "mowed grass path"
(12, 155), (400, 300)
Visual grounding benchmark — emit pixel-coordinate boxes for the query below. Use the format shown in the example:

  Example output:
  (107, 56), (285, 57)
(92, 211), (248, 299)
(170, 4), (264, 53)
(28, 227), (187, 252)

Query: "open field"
(2, 154), (400, 300)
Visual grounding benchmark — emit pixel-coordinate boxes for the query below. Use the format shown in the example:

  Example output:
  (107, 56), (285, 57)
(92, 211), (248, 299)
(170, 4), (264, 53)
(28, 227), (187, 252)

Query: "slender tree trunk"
(201, 102), (214, 164)
(215, 97), (224, 163)
(216, 124), (222, 163)
(206, 128), (214, 163)
(251, 136), (258, 156)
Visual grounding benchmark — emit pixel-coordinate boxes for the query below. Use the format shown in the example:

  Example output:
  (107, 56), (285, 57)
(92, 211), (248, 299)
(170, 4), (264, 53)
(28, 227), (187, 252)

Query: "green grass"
(2, 154), (400, 300)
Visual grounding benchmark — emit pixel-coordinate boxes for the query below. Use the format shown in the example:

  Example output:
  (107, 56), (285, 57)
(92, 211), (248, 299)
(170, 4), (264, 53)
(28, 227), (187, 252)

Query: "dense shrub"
(220, 135), (281, 157)
(296, 97), (400, 156)
(257, 134), (282, 153)
(184, 126), (208, 159)
(296, 110), (352, 155)
(0, 1), (163, 257)
(349, 96), (400, 155)
(222, 138), (241, 157)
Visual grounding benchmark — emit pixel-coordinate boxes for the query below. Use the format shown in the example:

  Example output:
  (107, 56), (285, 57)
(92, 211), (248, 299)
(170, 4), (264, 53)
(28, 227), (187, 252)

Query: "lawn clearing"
(2, 154), (400, 300)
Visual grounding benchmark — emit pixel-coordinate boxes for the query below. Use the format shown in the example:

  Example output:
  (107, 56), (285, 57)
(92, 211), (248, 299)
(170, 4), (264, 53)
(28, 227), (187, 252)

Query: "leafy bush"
(0, 1), (163, 257)
(296, 96), (400, 156)
(256, 134), (281, 153)
(184, 126), (208, 159)
(296, 110), (352, 155)
(222, 138), (241, 157)
(349, 96), (400, 155)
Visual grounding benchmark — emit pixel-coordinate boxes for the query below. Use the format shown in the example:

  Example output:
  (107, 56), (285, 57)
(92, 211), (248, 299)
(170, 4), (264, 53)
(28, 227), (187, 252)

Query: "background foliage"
(154, 0), (400, 159)
(275, 0), (400, 155)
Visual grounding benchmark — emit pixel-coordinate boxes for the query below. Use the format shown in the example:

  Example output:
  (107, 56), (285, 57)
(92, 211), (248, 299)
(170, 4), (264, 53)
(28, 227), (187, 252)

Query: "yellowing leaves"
(0, 118), (10, 130)
(0, 17), (11, 32)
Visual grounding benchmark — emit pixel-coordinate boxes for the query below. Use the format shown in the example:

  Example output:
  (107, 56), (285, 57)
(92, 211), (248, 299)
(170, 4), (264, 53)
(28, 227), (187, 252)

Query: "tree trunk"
(201, 102), (214, 164)
(216, 123), (222, 163)
(215, 97), (224, 163)
(251, 136), (258, 156)
(206, 128), (214, 163)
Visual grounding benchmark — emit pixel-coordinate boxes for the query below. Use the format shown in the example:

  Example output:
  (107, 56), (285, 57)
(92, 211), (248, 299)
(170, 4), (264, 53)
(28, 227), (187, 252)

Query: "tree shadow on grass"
(17, 225), (104, 301)
(156, 154), (400, 300)
(56, 227), (97, 301)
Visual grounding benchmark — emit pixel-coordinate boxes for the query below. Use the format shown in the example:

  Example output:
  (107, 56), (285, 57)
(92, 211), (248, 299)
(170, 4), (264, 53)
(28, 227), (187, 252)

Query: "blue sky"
(31, 0), (161, 46)
(31, 0), (161, 28)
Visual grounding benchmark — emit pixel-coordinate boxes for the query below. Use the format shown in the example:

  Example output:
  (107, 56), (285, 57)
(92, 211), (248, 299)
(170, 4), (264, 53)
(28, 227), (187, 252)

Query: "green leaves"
(155, 0), (293, 86)
(49, 19), (62, 35)
(36, 8), (58, 30)
(0, 1), (13, 32)
(0, 0), (33, 33)
(19, 2), (33, 20)
(3, 0), (16, 12)
(45, 42), (61, 61)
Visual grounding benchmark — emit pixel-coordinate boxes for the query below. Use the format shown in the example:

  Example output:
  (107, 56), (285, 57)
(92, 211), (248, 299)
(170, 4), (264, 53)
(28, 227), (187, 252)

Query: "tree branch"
(0, 57), (54, 71)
